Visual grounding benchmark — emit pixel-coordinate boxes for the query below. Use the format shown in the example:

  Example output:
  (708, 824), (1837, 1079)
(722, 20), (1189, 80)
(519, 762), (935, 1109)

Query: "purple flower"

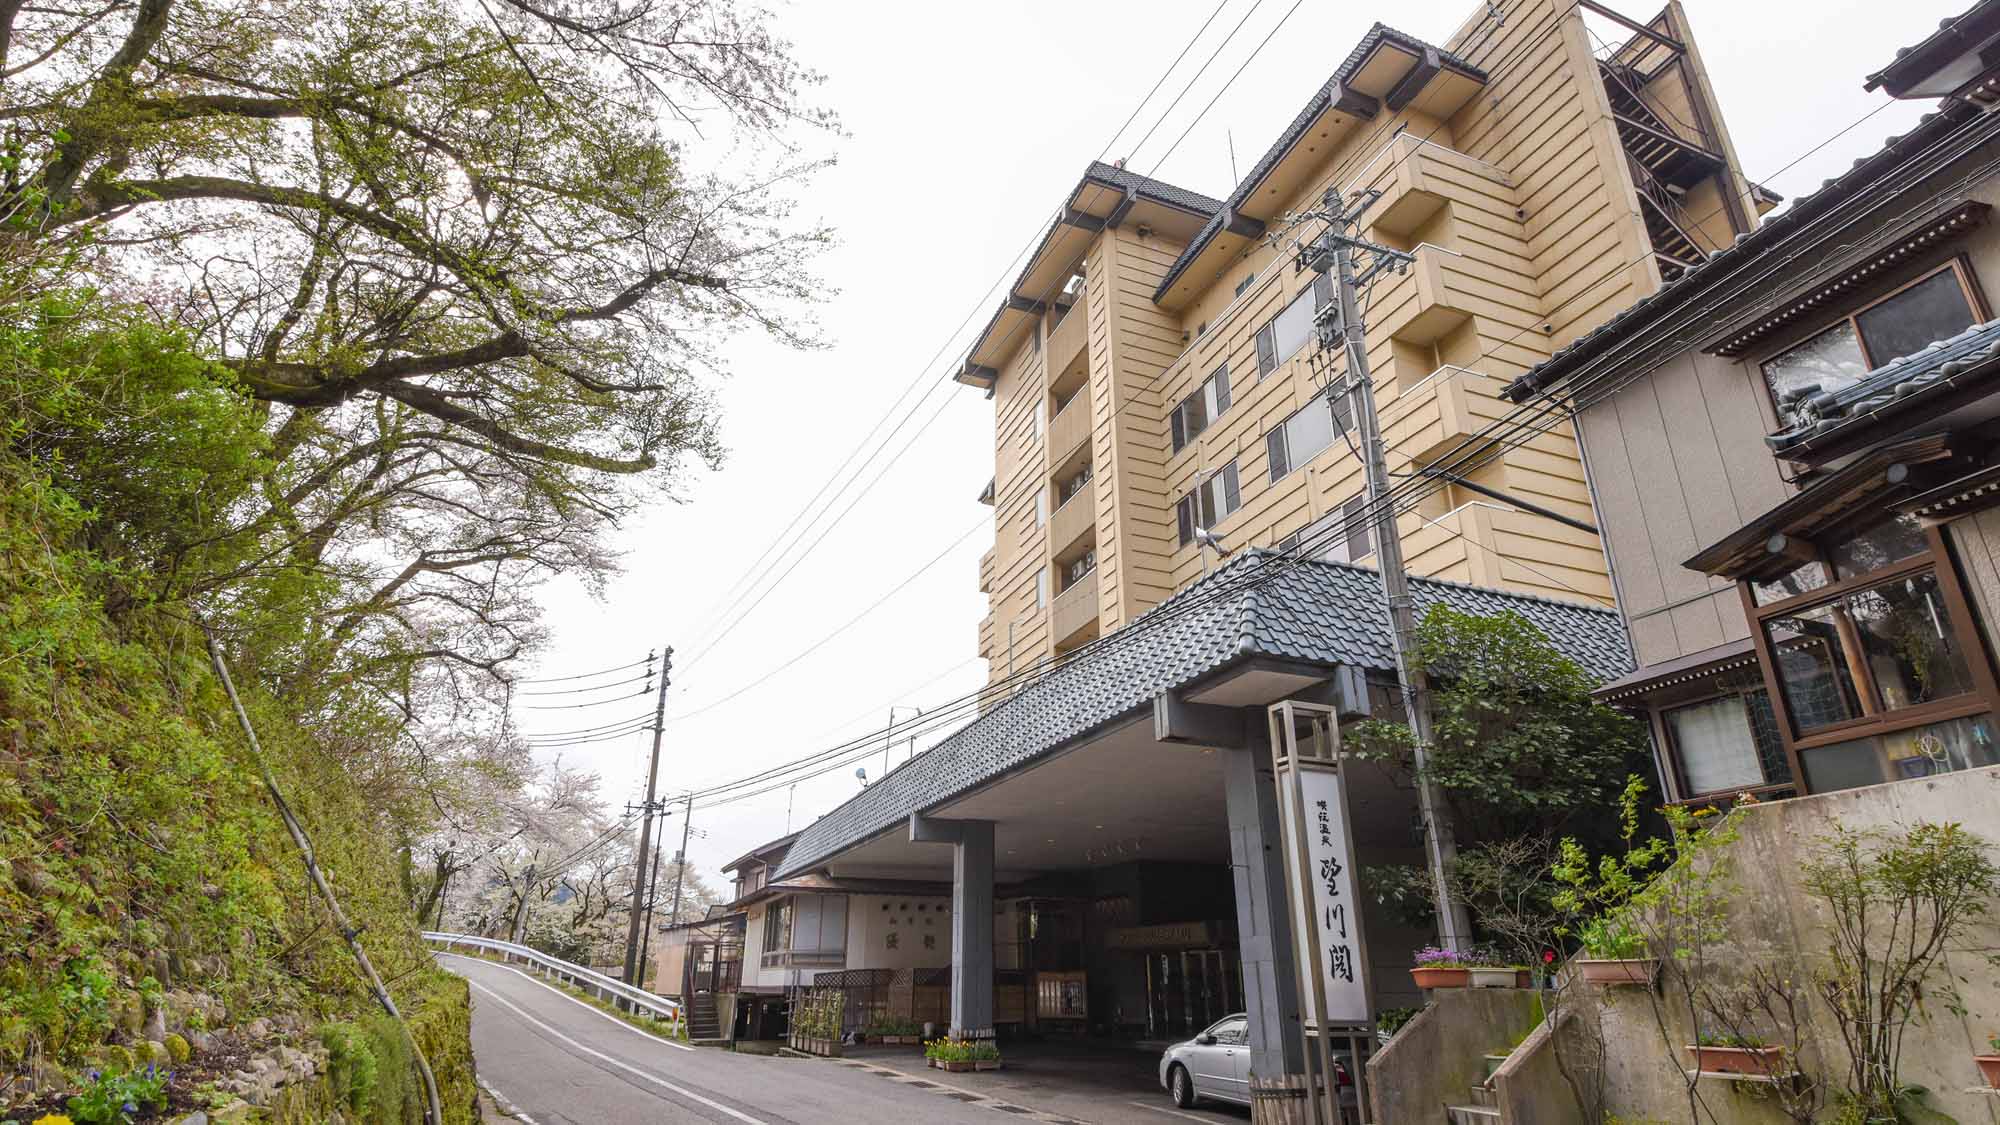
(88, 1068), (102, 1081)
(123, 1102), (138, 1114)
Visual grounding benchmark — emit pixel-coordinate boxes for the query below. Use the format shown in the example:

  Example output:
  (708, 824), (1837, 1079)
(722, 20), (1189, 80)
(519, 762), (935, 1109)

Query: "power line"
(672, 1), (1290, 675)
(518, 671), (655, 697)
(1148, 0), (1311, 177)
(511, 656), (654, 685)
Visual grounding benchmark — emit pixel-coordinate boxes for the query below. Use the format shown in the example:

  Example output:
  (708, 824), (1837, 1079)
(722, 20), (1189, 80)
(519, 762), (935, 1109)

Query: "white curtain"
(1665, 697), (1764, 795)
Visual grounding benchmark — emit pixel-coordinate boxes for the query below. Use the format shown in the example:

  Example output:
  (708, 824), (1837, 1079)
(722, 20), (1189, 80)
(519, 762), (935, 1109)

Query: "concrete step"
(1445, 1105), (1501, 1125)
(1467, 1085), (1497, 1107)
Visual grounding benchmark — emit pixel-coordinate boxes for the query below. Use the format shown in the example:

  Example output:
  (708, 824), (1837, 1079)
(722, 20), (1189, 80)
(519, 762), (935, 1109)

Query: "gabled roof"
(775, 551), (1626, 879)
(1765, 317), (2000, 457)
(721, 830), (799, 875)
(1153, 23), (1488, 306)
(1505, 100), (1999, 403)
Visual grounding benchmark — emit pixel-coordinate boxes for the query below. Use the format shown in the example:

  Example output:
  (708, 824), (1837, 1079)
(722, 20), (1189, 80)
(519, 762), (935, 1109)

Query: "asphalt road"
(438, 953), (1026, 1125)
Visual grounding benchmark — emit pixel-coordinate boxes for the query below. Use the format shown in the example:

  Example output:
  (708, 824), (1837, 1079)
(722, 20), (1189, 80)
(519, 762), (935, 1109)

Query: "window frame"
(1739, 517), (2000, 790)
(1254, 274), (1335, 379)
(1267, 391), (1353, 484)
(1755, 257), (1987, 426)
(1656, 687), (1793, 802)
(1171, 363), (1232, 454)
(1176, 461), (1242, 547)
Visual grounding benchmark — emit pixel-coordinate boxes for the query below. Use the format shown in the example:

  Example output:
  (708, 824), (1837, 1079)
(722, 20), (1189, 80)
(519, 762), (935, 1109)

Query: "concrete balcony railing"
(1049, 479), (1094, 557)
(1370, 242), (1478, 346)
(1050, 567), (1098, 647)
(978, 546), (995, 594)
(1382, 365), (1510, 469)
(1048, 302), (1088, 380)
(1357, 134), (1516, 240)
(1048, 382), (1091, 464)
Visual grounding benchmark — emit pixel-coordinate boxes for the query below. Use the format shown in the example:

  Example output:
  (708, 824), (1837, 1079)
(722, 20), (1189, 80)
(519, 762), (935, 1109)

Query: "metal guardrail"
(423, 931), (683, 1025)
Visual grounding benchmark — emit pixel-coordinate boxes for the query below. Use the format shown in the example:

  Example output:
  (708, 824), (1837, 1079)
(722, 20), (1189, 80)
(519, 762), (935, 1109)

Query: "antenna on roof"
(1228, 130), (1239, 184)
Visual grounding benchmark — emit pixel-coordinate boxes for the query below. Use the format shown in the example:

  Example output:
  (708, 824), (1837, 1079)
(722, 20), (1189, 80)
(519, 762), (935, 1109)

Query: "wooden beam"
(1062, 207), (1106, 233)
(1152, 693), (1247, 749)
(1328, 80), (1379, 120)
(1385, 47), (1442, 111)
(1105, 186), (1139, 229)
(1006, 295), (1048, 315)
(1220, 207), (1266, 240)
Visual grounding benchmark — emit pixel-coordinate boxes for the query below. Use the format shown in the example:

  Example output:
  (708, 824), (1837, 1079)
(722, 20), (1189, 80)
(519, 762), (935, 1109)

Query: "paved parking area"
(833, 1042), (1252, 1125)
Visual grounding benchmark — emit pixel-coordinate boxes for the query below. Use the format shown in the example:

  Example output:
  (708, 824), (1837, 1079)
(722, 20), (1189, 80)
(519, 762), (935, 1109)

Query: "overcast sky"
(512, 0), (1958, 882)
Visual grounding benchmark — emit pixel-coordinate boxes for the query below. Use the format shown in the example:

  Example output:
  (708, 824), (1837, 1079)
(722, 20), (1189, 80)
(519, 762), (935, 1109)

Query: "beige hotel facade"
(962, 0), (1773, 687)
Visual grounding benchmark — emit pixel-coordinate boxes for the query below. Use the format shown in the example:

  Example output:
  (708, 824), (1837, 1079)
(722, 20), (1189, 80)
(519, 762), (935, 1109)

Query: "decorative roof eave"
(956, 162), (1220, 381)
(1898, 461), (2000, 519)
(1152, 23), (1485, 306)
(1866, 0), (2000, 99)
(1593, 638), (1759, 702)
(1707, 202), (1990, 357)
(1683, 433), (1954, 579)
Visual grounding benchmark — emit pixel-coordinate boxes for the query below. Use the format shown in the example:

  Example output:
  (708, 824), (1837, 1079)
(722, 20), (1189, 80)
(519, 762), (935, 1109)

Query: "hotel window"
(1028, 401), (1042, 443)
(1266, 391), (1353, 482)
(763, 899), (792, 954)
(1171, 363), (1232, 453)
(1033, 489), (1048, 528)
(1235, 272), (1257, 298)
(1035, 567), (1049, 608)
(1255, 273), (1335, 377)
(1760, 261), (1981, 425)
(1746, 512), (2000, 793)
(1661, 689), (1792, 798)
(1176, 461), (1241, 546)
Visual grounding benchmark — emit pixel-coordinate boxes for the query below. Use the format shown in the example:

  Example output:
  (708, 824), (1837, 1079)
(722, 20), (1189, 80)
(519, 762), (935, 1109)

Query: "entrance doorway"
(1144, 948), (1240, 1039)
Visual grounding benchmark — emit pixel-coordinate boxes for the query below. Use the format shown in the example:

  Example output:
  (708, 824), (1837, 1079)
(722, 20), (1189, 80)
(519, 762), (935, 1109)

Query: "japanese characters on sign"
(1291, 767), (1369, 1024)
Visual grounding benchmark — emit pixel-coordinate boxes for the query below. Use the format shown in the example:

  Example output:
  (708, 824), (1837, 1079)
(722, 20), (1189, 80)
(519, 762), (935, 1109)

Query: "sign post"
(1268, 700), (1374, 1124)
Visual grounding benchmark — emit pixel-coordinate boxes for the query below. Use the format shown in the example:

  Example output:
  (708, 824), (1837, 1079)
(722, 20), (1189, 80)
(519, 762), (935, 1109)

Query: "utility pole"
(621, 648), (672, 986)
(1304, 188), (1473, 952)
(667, 793), (695, 926)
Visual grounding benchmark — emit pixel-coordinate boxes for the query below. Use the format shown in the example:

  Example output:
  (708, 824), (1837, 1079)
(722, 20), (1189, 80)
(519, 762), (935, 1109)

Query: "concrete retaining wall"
(1369, 987), (1541, 1125)
(1489, 767), (2000, 1124)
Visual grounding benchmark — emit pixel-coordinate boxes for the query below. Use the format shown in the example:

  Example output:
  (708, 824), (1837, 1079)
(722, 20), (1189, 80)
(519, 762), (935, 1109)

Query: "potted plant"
(1977, 1033), (2000, 1088)
(926, 1037), (976, 1072)
(1571, 916), (1657, 986)
(1410, 946), (1470, 989)
(1465, 945), (1520, 988)
(971, 1041), (1003, 1071)
(1687, 1033), (1784, 1077)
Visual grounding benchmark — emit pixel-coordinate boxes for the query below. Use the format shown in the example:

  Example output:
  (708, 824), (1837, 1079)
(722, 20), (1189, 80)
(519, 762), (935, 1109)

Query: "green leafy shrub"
(63, 1065), (167, 1124)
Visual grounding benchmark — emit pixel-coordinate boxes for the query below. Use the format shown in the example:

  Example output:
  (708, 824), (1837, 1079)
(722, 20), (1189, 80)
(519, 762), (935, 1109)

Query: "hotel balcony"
(1358, 134), (1516, 241)
(1048, 300), (1088, 384)
(1370, 242), (1481, 347)
(1382, 365), (1511, 469)
(1050, 567), (1098, 649)
(1049, 479), (1094, 559)
(1047, 381), (1091, 466)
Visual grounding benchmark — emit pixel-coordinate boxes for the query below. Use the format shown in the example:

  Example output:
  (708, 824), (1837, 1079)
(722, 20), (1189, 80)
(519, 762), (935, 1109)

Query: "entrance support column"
(1225, 721), (1310, 1121)
(909, 814), (995, 1043)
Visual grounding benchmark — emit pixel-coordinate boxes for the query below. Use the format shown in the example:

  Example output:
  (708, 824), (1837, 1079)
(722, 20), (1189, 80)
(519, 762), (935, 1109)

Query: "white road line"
(464, 978), (766, 1125)
(479, 1079), (541, 1124)
(438, 951), (694, 1051)
(1128, 1099), (1221, 1123)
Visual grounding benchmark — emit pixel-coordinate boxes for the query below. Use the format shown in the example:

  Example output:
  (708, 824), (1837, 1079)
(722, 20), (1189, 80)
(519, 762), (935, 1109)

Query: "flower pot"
(1516, 969), (1533, 988)
(1576, 958), (1657, 986)
(1410, 966), (1470, 989)
(1976, 1055), (2000, 1087)
(1467, 967), (1518, 989)
(927, 1057), (938, 1069)
(1687, 1044), (1784, 1077)
(974, 1059), (1001, 1071)
(943, 1059), (973, 1073)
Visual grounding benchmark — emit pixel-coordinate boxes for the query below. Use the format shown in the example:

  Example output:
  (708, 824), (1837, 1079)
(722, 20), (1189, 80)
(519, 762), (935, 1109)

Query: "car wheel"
(1169, 1063), (1196, 1108)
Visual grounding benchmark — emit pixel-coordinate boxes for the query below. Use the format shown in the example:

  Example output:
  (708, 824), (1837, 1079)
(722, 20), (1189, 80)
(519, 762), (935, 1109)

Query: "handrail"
(424, 931), (683, 1024)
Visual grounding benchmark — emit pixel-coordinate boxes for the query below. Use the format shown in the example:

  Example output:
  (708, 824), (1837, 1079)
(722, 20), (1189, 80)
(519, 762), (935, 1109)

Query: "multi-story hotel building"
(964, 0), (1772, 685)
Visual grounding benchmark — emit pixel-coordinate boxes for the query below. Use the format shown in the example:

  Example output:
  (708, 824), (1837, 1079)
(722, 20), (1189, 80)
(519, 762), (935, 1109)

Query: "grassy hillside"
(0, 315), (476, 1120)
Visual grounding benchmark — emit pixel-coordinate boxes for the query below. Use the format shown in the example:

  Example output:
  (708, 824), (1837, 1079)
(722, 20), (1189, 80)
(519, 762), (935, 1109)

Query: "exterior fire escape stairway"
(1600, 59), (1726, 281)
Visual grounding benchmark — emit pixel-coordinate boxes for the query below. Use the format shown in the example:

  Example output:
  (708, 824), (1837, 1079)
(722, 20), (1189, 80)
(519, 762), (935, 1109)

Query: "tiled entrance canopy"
(777, 551), (1628, 879)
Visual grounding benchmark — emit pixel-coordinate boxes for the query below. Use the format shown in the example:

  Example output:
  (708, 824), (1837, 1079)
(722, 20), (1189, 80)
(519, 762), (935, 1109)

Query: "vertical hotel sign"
(1270, 701), (1371, 1028)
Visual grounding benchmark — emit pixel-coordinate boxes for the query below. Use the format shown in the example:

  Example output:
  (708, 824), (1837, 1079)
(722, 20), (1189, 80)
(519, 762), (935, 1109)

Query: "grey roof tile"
(776, 553), (1626, 878)
(1765, 316), (2000, 453)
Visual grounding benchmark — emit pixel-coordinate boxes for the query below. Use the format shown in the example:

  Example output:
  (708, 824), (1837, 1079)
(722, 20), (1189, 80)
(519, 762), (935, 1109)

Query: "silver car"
(1159, 1014), (1357, 1114)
